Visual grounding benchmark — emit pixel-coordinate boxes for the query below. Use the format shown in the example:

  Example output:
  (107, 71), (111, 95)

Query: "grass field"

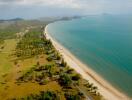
(0, 39), (17, 81)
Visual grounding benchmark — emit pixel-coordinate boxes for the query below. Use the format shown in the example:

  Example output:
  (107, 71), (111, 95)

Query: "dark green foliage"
(72, 74), (80, 81)
(59, 74), (72, 86)
(46, 51), (61, 62)
(15, 28), (45, 59)
(78, 91), (84, 97)
(13, 91), (59, 100)
(60, 59), (67, 67)
(46, 56), (53, 62)
(52, 51), (60, 59)
(66, 68), (74, 74)
(15, 26), (56, 60)
(64, 92), (81, 100)
(17, 64), (55, 84)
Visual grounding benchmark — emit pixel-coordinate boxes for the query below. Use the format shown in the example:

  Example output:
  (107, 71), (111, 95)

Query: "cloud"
(0, 0), (20, 2)
(0, 0), (22, 3)
(0, 0), (81, 8)
(0, 0), (132, 10)
(0, 0), (132, 19)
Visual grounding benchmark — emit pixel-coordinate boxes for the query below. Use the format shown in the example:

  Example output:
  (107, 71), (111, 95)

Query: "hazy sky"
(0, 0), (132, 19)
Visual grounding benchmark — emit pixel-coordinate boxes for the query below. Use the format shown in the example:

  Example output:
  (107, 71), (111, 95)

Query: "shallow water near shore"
(47, 15), (132, 97)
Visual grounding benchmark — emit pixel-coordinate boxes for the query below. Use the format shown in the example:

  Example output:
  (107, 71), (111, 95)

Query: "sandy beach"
(45, 25), (130, 100)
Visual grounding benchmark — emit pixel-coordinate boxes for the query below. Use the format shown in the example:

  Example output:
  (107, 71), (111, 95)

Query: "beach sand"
(45, 25), (130, 100)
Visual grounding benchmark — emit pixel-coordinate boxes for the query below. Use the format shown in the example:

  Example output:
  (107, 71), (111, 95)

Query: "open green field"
(0, 39), (17, 81)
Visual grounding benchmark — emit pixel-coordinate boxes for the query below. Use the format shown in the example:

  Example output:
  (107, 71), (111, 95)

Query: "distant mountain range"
(0, 18), (23, 22)
(38, 15), (83, 22)
(0, 16), (83, 23)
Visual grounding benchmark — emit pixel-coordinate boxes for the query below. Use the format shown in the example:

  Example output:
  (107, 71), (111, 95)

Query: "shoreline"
(45, 25), (130, 100)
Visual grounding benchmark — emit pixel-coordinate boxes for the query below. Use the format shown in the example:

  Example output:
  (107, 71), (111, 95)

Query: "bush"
(59, 74), (72, 86)
(66, 68), (74, 74)
(64, 92), (81, 100)
(14, 91), (59, 100)
(46, 56), (52, 62)
(61, 59), (67, 67)
(72, 74), (80, 81)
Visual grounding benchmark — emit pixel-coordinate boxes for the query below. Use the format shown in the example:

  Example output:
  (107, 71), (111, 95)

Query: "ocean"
(47, 15), (132, 97)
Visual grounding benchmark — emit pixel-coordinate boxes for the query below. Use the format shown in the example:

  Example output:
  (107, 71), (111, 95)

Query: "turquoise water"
(47, 15), (132, 97)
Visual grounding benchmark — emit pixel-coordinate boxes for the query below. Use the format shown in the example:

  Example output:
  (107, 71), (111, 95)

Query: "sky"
(0, 0), (132, 19)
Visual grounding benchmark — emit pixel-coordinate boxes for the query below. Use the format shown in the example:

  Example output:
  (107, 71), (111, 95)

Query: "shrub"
(14, 91), (59, 100)
(46, 56), (52, 61)
(66, 68), (74, 74)
(61, 59), (67, 67)
(59, 74), (72, 86)
(72, 74), (80, 81)
(64, 92), (81, 100)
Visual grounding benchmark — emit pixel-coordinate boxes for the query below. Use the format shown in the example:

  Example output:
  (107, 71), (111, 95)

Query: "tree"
(56, 52), (61, 60)
(66, 68), (74, 74)
(45, 64), (54, 77)
(59, 74), (72, 86)
(64, 92), (81, 100)
(61, 59), (67, 67)
(72, 74), (80, 81)
(45, 64), (52, 71)
(46, 56), (52, 62)
(17, 91), (59, 100)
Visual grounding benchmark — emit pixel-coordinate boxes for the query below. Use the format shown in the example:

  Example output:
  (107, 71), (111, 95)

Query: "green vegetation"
(64, 92), (83, 100)
(0, 20), (102, 100)
(0, 39), (17, 81)
(59, 74), (72, 86)
(15, 31), (44, 59)
(15, 27), (102, 100)
(0, 20), (48, 44)
(12, 91), (59, 100)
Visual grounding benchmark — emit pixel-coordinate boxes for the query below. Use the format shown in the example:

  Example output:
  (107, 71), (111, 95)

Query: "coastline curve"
(45, 24), (130, 100)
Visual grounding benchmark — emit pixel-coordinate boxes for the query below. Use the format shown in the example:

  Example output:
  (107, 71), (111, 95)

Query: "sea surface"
(47, 15), (132, 97)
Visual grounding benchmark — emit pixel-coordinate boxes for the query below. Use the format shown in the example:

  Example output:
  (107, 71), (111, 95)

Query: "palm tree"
(45, 64), (54, 77)
(59, 74), (72, 86)
(61, 59), (67, 67)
